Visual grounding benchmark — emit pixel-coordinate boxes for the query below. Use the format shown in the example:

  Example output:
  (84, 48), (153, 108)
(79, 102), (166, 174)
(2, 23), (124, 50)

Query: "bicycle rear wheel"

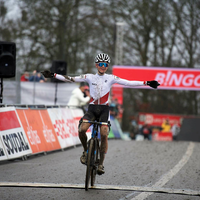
(85, 139), (94, 191)
(91, 139), (100, 186)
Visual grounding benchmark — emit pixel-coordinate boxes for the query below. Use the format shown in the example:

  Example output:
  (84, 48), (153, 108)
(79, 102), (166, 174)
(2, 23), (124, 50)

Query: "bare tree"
(1, 0), (200, 123)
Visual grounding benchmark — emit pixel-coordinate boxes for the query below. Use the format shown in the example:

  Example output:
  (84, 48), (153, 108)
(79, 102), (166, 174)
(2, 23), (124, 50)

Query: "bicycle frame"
(81, 120), (110, 191)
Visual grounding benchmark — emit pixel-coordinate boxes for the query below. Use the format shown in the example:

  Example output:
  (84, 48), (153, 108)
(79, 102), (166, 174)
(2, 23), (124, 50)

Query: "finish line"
(0, 182), (199, 196)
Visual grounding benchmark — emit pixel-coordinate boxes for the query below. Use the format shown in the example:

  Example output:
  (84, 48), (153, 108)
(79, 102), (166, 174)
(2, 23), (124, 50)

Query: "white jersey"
(55, 73), (146, 105)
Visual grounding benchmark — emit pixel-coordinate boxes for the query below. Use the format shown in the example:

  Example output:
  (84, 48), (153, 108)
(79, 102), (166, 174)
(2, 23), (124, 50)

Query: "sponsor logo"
(43, 125), (56, 143)
(2, 132), (30, 155)
(112, 66), (200, 90)
(80, 74), (86, 79)
(54, 119), (70, 139)
(66, 119), (78, 137)
(53, 119), (78, 139)
(92, 83), (97, 85)
(0, 148), (5, 157)
(155, 71), (200, 87)
(26, 125), (41, 145)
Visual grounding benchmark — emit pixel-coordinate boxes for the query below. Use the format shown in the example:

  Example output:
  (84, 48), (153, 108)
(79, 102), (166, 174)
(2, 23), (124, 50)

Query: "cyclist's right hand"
(41, 70), (54, 78)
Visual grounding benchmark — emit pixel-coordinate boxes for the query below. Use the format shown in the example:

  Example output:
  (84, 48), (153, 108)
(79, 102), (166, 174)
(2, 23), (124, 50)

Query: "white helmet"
(95, 53), (110, 63)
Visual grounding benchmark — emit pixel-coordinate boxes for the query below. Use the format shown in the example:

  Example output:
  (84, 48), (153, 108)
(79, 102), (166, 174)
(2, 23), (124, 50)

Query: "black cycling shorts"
(83, 104), (109, 122)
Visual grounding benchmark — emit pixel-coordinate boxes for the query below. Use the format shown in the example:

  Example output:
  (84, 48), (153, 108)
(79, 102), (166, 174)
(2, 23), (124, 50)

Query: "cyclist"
(41, 53), (160, 175)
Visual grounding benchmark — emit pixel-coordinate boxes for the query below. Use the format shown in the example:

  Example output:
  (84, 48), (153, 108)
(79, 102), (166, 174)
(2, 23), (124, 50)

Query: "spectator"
(129, 120), (139, 140)
(20, 71), (29, 81)
(83, 85), (90, 98)
(114, 98), (123, 124)
(171, 122), (180, 141)
(140, 123), (152, 140)
(161, 119), (171, 132)
(28, 70), (37, 81)
(109, 101), (118, 117)
(67, 82), (90, 107)
(29, 70), (46, 82)
(37, 72), (46, 82)
(109, 97), (123, 121)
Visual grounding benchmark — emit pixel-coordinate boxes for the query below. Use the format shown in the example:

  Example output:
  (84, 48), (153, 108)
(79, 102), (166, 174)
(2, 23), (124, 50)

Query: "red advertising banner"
(0, 111), (21, 131)
(138, 112), (183, 127)
(112, 66), (200, 91)
(152, 132), (172, 141)
(17, 109), (61, 154)
(138, 113), (183, 141)
(111, 86), (123, 104)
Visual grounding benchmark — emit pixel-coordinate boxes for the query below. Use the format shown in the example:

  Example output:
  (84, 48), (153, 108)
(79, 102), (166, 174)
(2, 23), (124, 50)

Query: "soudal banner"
(0, 139), (8, 161)
(112, 66), (200, 91)
(16, 109), (61, 154)
(0, 107), (32, 160)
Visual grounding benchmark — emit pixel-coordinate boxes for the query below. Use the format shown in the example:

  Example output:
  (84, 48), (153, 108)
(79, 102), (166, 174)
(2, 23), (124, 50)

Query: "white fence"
(1, 81), (78, 105)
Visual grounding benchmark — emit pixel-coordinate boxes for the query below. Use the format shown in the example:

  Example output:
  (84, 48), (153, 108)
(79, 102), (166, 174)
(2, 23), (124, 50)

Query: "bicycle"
(80, 119), (110, 191)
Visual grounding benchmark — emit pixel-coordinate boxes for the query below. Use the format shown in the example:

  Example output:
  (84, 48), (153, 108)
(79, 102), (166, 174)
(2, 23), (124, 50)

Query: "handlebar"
(82, 119), (110, 126)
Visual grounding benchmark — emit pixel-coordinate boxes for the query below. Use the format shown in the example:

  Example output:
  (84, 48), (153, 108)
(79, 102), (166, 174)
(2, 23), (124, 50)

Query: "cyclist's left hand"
(41, 70), (54, 78)
(147, 80), (160, 89)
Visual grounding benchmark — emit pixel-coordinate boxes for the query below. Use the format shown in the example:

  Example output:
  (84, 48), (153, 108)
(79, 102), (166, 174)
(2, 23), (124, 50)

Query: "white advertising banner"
(0, 139), (8, 161)
(47, 108), (78, 149)
(0, 107), (32, 160)
(70, 108), (91, 142)
(63, 108), (81, 145)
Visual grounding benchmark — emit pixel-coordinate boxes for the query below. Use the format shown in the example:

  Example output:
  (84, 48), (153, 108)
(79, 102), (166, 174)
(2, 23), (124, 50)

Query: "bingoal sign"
(112, 66), (200, 91)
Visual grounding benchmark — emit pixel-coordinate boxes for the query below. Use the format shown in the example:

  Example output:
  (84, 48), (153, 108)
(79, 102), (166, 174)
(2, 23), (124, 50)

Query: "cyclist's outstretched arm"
(41, 70), (82, 82)
(112, 76), (160, 89)
(41, 70), (74, 82)
(41, 70), (89, 83)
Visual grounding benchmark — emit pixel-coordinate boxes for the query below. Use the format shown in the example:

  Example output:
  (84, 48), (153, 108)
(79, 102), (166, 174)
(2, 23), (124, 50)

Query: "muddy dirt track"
(0, 140), (200, 200)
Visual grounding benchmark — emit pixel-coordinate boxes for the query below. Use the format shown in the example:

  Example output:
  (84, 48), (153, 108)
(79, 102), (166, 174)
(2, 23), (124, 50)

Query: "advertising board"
(112, 66), (200, 91)
(0, 107), (32, 159)
(17, 109), (61, 154)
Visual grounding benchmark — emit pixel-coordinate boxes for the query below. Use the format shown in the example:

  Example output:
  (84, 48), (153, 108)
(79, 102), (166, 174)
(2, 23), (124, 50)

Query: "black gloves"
(41, 70), (54, 78)
(147, 80), (160, 89)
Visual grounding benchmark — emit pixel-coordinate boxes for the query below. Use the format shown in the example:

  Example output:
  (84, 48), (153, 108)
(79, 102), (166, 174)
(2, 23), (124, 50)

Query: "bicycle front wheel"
(91, 138), (100, 186)
(85, 139), (94, 191)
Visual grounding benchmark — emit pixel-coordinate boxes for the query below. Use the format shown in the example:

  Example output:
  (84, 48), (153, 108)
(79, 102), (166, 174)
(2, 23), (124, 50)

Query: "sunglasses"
(98, 63), (109, 67)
